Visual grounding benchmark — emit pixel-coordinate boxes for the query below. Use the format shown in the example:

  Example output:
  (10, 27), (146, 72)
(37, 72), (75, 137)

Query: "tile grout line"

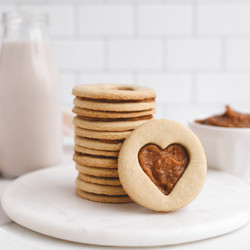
(248, 70), (250, 104)
(102, 38), (109, 71)
(162, 38), (168, 70)
(219, 37), (226, 72)
(50, 34), (250, 40)
(190, 71), (197, 105)
(59, 68), (250, 75)
(132, 2), (138, 37)
(133, 70), (139, 85)
(192, 0), (198, 37)
(73, 0), (80, 38)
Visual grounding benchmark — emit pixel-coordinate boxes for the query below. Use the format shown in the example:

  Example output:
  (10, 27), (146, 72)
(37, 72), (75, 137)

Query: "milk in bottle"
(0, 12), (62, 177)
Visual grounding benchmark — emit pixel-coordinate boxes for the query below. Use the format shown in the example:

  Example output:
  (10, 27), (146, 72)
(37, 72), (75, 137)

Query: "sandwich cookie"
(72, 84), (156, 101)
(78, 173), (121, 186)
(76, 189), (133, 204)
(74, 153), (118, 169)
(118, 119), (207, 212)
(74, 97), (156, 112)
(76, 178), (126, 196)
(74, 127), (131, 140)
(75, 136), (123, 151)
(75, 145), (119, 158)
(73, 116), (153, 132)
(72, 106), (156, 119)
(76, 164), (119, 178)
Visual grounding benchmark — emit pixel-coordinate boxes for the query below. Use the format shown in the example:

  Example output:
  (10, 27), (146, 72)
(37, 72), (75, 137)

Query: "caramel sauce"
(196, 105), (250, 128)
(138, 144), (189, 195)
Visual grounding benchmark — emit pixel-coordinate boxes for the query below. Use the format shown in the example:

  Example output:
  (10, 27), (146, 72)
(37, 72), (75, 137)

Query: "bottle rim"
(2, 11), (48, 25)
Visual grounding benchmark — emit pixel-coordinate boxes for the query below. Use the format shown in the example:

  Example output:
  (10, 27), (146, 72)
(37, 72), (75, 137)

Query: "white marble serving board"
(1, 166), (250, 247)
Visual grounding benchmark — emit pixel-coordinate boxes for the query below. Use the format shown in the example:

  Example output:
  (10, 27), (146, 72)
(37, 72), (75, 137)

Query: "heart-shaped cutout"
(138, 144), (189, 195)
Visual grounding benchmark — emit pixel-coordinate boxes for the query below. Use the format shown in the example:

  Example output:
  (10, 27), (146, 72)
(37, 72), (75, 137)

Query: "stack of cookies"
(72, 84), (156, 203)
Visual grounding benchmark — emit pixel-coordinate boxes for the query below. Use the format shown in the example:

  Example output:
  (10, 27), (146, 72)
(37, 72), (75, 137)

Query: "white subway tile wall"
(24, 5), (75, 35)
(79, 5), (134, 35)
(0, 0), (250, 124)
(137, 73), (192, 104)
(197, 4), (250, 35)
(196, 73), (250, 104)
(138, 5), (193, 35)
(51, 40), (104, 70)
(107, 39), (162, 69)
(166, 39), (222, 70)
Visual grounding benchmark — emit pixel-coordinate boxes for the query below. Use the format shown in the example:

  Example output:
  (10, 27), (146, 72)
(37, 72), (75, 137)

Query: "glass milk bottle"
(0, 12), (62, 177)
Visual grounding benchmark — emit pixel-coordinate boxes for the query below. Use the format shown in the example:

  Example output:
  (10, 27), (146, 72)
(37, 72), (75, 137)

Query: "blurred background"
(1, 0), (250, 123)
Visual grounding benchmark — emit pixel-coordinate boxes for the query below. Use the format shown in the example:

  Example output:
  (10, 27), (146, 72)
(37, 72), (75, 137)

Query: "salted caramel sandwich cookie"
(78, 173), (121, 186)
(76, 189), (132, 204)
(75, 136), (123, 151)
(72, 84), (156, 101)
(72, 106), (156, 119)
(118, 119), (207, 212)
(75, 127), (131, 140)
(74, 97), (156, 112)
(73, 84), (156, 112)
(77, 115), (153, 122)
(75, 145), (119, 158)
(76, 177), (126, 196)
(76, 164), (118, 178)
(73, 153), (118, 168)
(73, 115), (153, 132)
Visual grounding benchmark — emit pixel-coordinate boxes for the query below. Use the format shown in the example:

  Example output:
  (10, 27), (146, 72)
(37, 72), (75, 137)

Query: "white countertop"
(0, 140), (250, 250)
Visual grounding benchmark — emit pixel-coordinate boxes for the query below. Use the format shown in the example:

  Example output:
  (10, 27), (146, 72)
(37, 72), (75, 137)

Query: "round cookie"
(72, 106), (156, 119)
(76, 189), (133, 204)
(78, 173), (121, 186)
(72, 84), (156, 101)
(76, 178), (126, 196)
(75, 136), (123, 152)
(73, 116), (153, 132)
(74, 153), (118, 169)
(74, 97), (156, 112)
(75, 127), (131, 140)
(118, 119), (207, 212)
(76, 164), (118, 178)
(75, 145), (119, 158)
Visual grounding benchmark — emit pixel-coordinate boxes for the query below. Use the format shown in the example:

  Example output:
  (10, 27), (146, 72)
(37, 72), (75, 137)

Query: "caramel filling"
(78, 97), (155, 103)
(76, 137), (124, 144)
(196, 105), (250, 128)
(75, 152), (118, 160)
(78, 115), (153, 122)
(138, 144), (189, 195)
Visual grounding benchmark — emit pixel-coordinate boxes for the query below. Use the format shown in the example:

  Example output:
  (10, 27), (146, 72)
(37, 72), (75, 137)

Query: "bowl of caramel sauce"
(189, 106), (250, 183)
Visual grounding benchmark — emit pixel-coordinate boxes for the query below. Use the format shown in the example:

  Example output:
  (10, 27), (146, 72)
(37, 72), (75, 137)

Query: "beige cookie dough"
(72, 84), (156, 101)
(74, 97), (156, 112)
(76, 164), (118, 178)
(72, 106), (156, 119)
(78, 173), (121, 186)
(73, 116), (153, 132)
(75, 127), (132, 140)
(118, 119), (207, 212)
(75, 136), (122, 151)
(73, 153), (118, 168)
(76, 189), (133, 204)
(76, 178), (126, 196)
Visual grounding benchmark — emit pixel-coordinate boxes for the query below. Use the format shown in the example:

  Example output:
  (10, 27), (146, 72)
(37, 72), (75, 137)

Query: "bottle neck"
(3, 23), (47, 41)
(2, 12), (48, 42)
